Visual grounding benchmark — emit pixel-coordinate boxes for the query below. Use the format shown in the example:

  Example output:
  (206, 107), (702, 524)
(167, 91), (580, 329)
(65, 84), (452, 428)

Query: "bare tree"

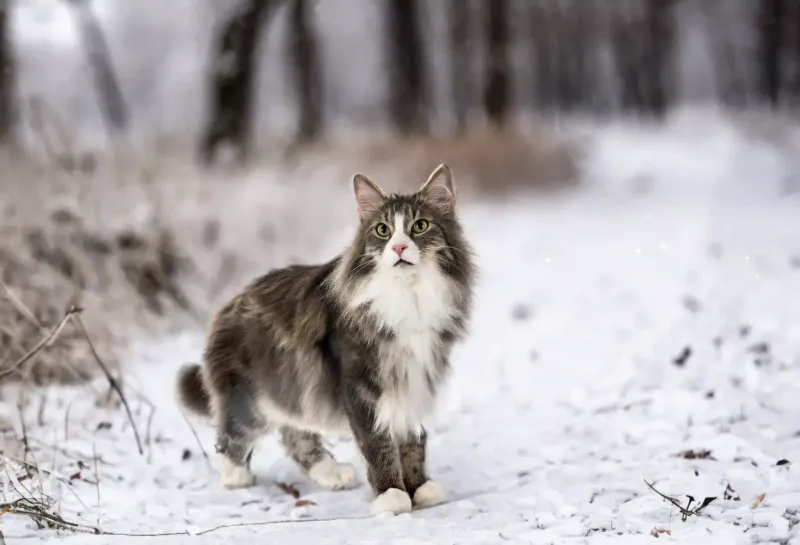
(448, 0), (472, 132)
(757, 0), (785, 107)
(702, 2), (749, 107)
(286, 0), (323, 145)
(553, 2), (594, 112)
(529, 2), (557, 112)
(384, 0), (428, 136)
(200, 0), (285, 165)
(67, 0), (129, 135)
(0, 0), (14, 144)
(641, 0), (675, 115)
(484, 0), (510, 126)
(611, 0), (675, 116)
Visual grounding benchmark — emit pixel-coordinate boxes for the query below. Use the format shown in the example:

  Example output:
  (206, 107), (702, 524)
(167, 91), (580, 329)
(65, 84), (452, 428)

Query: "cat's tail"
(177, 363), (212, 418)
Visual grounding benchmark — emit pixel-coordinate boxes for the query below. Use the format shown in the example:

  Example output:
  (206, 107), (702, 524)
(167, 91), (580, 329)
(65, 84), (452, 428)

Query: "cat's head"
(339, 164), (474, 291)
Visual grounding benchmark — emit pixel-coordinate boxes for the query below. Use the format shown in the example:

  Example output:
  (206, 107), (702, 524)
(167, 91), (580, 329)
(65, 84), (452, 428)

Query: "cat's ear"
(419, 164), (456, 213)
(353, 173), (387, 221)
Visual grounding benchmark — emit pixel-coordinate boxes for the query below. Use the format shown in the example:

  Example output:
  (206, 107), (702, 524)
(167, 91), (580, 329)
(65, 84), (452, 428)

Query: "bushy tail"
(177, 363), (211, 417)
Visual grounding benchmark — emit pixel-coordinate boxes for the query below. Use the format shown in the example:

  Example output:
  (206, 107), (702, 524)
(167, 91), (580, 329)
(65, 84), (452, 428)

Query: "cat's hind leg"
(214, 380), (267, 489)
(280, 427), (356, 491)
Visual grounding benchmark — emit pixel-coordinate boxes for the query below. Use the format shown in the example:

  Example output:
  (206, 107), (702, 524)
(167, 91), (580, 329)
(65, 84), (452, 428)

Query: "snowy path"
(3, 118), (800, 544)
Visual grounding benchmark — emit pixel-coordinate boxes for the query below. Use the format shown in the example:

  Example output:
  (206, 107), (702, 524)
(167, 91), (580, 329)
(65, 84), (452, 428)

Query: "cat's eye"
(412, 219), (430, 234)
(374, 223), (391, 238)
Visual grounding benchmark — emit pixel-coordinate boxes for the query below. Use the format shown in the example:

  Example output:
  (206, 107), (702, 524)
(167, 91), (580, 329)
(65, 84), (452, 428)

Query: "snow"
(2, 111), (800, 544)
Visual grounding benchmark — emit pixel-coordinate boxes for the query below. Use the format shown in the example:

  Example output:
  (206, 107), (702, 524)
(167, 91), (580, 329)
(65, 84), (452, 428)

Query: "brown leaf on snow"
(650, 528), (671, 538)
(294, 499), (317, 507)
(677, 449), (715, 460)
(276, 482), (301, 499)
(751, 493), (766, 509)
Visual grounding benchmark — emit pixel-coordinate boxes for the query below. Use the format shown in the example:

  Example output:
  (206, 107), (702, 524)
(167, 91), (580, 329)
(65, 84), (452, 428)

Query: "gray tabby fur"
(176, 164), (475, 515)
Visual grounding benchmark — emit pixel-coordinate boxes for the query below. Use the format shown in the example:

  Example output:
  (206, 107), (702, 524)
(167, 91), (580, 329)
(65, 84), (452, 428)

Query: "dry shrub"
(0, 149), (198, 386)
(0, 139), (355, 387)
(346, 126), (581, 197)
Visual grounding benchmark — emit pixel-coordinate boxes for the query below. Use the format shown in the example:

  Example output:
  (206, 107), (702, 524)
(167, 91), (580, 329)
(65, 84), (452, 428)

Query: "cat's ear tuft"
(353, 173), (387, 221)
(419, 164), (456, 213)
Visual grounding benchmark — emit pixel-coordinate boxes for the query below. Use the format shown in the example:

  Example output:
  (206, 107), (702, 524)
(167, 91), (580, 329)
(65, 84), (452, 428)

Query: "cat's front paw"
(219, 455), (256, 489)
(412, 480), (445, 508)
(370, 488), (412, 516)
(308, 458), (357, 490)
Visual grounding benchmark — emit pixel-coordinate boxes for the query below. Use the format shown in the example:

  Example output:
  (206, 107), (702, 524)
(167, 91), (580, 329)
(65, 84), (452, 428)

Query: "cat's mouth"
(393, 259), (414, 268)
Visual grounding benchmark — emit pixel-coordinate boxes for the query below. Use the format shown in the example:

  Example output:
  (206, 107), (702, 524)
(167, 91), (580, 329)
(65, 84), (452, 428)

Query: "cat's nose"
(391, 243), (408, 257)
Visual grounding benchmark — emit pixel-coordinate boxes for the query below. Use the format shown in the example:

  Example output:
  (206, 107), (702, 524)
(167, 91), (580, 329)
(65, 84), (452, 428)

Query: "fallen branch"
(70, 309), (144, 455)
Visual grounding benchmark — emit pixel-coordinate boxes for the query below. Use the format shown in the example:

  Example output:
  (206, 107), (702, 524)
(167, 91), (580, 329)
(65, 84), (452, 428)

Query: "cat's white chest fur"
(351, 262), (453, 438)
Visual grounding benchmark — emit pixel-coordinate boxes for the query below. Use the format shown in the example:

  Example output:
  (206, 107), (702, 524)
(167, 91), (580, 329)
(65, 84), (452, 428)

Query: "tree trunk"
(530, 3), (557, 112)
(0, 0), (14, 144)
(611, 10), (644, 113)
(554, 3), (592, 112)
(384, 0), (428, 136)
(286, 0), (323, 145)
(448, 0), (472, 133)
(641, 0), (675, 116)
(484, 0), (510, 126)
(200, 0), (283, 165)
(68, 0), (129, 135)
(757, 0), (785, 107)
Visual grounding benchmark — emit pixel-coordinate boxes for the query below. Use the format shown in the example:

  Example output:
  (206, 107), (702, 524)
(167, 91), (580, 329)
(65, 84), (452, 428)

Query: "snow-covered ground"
(2, 112), (800, 544)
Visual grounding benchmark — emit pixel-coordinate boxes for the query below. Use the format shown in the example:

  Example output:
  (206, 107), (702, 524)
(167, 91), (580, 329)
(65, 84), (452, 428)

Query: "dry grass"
(345, 126), (580, 198)
(0, 124), (581, 387)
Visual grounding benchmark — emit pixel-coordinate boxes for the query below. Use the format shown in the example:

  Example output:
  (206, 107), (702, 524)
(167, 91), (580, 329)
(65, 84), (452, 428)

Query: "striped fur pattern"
(176, 164), (475, 515)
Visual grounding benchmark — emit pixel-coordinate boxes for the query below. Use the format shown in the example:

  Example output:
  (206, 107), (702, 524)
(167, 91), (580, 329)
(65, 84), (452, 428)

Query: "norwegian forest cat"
(176, 164), (475, 516)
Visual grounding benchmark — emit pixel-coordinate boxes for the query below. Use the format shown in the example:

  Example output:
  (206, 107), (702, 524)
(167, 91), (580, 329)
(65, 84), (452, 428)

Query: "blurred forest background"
(4, 0), (799, 154)
(1, 0), (798, 384)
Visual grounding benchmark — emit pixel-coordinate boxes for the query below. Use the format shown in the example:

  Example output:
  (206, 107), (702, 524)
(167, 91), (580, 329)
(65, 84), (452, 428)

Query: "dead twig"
(1, 453), (92, 509)
(70, 309), (144, 455)
(145, 405), (156, 464)
(644, 480), (717, 522)
(0, 307), (78, 380)
(180, 411), (211, 469)
(17, 403), (30, 464)
(92, 440), (101, 531)
(194, 515), (372, 536)
(0, 281), (43, 330)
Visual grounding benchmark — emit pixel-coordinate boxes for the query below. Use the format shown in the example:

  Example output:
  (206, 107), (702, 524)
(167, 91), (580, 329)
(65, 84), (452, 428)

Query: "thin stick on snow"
(145, 405), (156, 464)
(16, 403), (30, 469)
(69, 309), (144, 455)
(37, 390), (48, 427)
(194, 515), (373, 535)
(181, 411), (211, 468)
(64, 402), (72, 442)
(92, 440), (101, 531)
(644, 480), (690, 514)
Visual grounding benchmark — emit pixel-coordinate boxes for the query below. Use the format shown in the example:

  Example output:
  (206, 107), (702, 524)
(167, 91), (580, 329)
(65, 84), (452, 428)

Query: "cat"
(176, 164), (475, 516)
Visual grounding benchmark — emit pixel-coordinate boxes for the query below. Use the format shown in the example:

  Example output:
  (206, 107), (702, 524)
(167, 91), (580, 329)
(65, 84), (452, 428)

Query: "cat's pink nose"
(391, 243), (408, 257)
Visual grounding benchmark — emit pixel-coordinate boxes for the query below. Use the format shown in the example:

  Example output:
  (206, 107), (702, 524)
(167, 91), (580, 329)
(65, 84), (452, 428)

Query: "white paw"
(219, 454), (255, 489)
(370, 488), (412, 516)
(307, 457), (357, 490)
(412, 481), (445, 508)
